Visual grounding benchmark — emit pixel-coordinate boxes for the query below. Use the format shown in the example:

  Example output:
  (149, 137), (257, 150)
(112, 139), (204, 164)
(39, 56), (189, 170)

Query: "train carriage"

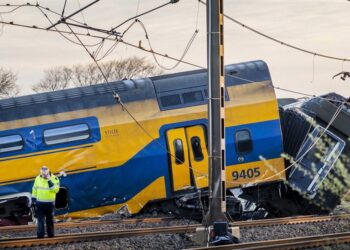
(0, 60), (286, 223)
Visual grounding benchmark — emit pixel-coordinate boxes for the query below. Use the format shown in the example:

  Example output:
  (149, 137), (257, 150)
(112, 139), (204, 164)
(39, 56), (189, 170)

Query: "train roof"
(0, 60), (272, 122)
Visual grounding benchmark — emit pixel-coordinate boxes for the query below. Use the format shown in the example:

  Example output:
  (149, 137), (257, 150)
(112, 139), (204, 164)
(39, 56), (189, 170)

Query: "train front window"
(0, 135), (23, 153)
(173, 139), (185, 164)
(295, 125), (345, 195)
(191, 136), (204, 161)
(44, 124), (90, 145)
(235, 129), (252, 154)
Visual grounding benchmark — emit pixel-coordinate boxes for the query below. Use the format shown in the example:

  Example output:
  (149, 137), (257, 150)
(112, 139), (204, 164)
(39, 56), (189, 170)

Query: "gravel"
(4, 205), (350, 249)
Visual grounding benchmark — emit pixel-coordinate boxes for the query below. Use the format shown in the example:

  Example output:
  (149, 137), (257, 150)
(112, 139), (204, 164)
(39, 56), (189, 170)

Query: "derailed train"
(0, 60), (349, 225)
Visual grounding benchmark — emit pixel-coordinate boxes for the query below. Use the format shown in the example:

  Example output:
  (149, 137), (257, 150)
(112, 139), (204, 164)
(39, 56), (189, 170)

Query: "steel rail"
(3, 223), (350, 248)
(1, 214), (350, 233)
(0, 216), (175, 232)
(233, 213), (350, 228)
(0, 225), (198, 248)
(2, 215), (350, 248)
(188, 231), (350, 250)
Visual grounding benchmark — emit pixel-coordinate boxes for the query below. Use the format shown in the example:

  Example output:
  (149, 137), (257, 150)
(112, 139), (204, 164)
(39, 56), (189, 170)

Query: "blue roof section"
(0, 78), (155, 122)
(152, 60), (271, 93)
(0, 60), (272, 122)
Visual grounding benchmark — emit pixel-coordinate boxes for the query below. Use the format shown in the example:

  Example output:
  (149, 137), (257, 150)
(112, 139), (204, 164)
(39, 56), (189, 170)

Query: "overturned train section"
(241, 93), (350, 217)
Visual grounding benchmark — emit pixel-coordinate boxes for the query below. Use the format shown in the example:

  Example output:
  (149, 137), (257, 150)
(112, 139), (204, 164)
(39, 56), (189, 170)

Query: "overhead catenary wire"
(110, 0), (174, 32)
(2, 1), (350, 63)
(36, 6), (104, 48)
(136, 18), (199, 70)
(76, 0), (90, 35)
(198, 0), (350, 63)
(0, 3), (90, 28)
(61, 0), (68, 17)
(46, 0), (100, 30)
(0, 1), (199, 69)
(0, 19), (347, 104)
(0, 13), (3, 37)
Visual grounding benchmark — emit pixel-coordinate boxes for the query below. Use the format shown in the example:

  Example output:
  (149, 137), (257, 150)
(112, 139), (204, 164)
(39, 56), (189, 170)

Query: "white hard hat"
(40, 166), (49, 175)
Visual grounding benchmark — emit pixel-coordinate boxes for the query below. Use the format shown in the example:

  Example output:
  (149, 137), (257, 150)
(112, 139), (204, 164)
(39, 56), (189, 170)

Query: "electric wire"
(0, 3), (89, 28)
(0, 4), (26, 14)
(76, 0), (88, 25)
(76, 0), (90, 35)
(61, 0), (68, 17)
(135, 0), (141, 16)
(198, 0), (350, 62)
(136, 18), (199, 70)
(0, 13), (3, 37)
(0, 19), (346, 103)
(62, 22), (189, 175)
(264, 102), (345, 181)
(110, 1), (172, 32)
(36, 6), (104, 47)
(3, 1), (350, 62)
(46, 0), (100, 30)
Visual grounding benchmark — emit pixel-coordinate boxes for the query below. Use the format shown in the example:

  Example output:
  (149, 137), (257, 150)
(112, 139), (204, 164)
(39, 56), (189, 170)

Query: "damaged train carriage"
(1, 60), (349, 225)
(241, 93), (350, 217)
(0, 60), (287, 224)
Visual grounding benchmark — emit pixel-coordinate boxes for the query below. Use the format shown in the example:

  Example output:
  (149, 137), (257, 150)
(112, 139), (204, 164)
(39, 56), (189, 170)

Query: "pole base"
(193, 224), (240, 246)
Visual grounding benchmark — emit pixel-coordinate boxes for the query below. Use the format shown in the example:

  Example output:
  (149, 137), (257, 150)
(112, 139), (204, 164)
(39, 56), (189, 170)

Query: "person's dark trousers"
(36, 202), (55, 238)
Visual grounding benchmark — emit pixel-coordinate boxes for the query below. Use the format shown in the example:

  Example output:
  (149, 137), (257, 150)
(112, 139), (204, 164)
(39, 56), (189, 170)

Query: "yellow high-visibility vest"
(32, 174), (60, 203)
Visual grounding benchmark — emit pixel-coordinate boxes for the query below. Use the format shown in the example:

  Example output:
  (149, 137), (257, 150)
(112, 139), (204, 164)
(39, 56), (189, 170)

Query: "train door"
(166, 125), (208, 192)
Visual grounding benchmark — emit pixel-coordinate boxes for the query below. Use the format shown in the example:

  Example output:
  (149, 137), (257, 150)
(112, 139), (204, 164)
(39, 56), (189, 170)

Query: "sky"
(0, 0), (349, 98)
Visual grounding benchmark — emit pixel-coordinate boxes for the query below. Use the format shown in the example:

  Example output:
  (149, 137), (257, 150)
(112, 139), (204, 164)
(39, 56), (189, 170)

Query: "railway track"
(1, 213), (349, 233)
(189, 231), (350, 250)
(0, 225), (198, 248)
(1, 214), (350, 248)
(0, 216), (174, 233)
(2, 223), (350, 248)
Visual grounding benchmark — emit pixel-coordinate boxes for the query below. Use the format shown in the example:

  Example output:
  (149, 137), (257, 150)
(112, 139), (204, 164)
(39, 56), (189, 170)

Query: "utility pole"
(206, 0), (227, 225)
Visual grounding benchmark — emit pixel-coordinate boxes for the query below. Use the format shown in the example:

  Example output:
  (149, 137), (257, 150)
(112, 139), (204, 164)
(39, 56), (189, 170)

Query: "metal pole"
(206, 0), (227, 225)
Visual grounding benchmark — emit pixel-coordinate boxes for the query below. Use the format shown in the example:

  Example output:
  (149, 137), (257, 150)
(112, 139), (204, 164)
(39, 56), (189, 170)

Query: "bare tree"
(32, 66), (72, 93)
(0, 67), (20, 98)
(32, 57), (162, 92)
(71, 57), (162, 87)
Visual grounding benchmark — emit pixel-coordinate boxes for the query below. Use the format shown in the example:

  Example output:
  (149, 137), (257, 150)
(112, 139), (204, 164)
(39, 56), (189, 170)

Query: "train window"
(191, 136), (204, 161)
(294, 125), (346, 195)
(44, 124), (90, 145)
(235, 130), (252, 154)
(173, 139), (185, 164)
(0, 135), (23, 153)
(160, 94), (181, 107)
(183, 91), (204, 104)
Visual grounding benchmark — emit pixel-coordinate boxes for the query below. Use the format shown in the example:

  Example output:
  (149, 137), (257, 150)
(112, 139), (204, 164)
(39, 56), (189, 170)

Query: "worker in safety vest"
(31, 166), (60, 238)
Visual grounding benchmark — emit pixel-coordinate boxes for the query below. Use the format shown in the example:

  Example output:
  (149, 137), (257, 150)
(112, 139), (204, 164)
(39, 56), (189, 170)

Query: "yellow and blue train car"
(0, 60), (286, 223)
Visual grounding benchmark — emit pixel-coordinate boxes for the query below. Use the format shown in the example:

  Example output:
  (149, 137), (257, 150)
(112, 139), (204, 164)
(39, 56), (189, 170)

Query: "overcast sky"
(0, 0), (349, 98)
